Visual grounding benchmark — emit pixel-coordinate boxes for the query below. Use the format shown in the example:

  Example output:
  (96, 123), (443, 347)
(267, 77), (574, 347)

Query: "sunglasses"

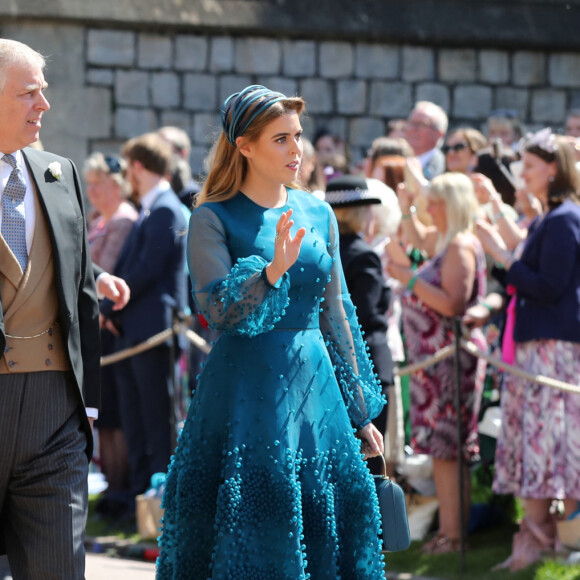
(441, 142), (469, 154)
(104, 155), (122, 174)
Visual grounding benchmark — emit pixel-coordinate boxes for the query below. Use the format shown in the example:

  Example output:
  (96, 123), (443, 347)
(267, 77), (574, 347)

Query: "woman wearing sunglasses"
(443, 127), (488, 174)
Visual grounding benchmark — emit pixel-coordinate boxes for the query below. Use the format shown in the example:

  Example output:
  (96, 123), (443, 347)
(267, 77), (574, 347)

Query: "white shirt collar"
(418, 148), (436, 168)
(139, 179), (171, 212)
(1, 149), (25, 170)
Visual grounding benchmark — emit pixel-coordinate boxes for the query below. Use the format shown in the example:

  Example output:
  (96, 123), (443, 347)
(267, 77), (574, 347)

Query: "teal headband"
(221, 85), (287, 146)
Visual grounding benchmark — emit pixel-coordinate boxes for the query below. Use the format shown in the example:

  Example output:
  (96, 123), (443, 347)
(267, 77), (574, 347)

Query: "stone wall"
(1, 13), (580, 176)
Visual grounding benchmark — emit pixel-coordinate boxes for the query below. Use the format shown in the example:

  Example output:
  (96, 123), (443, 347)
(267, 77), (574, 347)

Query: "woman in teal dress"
(157, 86), (386, 579)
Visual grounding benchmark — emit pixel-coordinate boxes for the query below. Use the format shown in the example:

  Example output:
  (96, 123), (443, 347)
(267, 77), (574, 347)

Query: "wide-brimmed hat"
(325, 175), (388, 207)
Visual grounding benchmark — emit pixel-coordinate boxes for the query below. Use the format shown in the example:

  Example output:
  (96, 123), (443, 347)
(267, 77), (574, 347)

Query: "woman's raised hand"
(266, 209), (306, 285)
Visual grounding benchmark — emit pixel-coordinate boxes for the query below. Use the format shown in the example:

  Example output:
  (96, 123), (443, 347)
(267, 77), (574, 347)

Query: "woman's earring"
(549, 175), (555, 182)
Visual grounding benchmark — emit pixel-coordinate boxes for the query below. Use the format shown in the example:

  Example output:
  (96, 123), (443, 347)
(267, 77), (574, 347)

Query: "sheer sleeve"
(319, 207), (385, 430)
(187, 205), (290, 337)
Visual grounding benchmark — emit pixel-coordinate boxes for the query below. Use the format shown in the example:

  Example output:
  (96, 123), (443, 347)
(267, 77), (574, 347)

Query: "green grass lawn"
(86, 495), (141, 542)
(385, 523), (580, 580)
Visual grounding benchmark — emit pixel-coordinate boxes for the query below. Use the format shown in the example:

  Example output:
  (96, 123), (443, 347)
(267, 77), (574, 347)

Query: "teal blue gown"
(157, 189), (386, 579)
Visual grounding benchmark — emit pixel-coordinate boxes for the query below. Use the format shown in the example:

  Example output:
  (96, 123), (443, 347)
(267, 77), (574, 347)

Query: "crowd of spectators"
(87, 97), (580, 572)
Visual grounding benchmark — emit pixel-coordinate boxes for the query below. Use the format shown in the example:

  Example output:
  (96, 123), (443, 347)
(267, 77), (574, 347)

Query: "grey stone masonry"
(184, 73), (218, 111)
(11, 19), (580, 177)
(159, 110), (192, 134)
(192, 113), (221, 145)
(87, 30), (135, 67)
(439, 49), (477, 83)
(209, 37), (234, 73)
(402, 46), (434, 82)
(513, 51), (546, 86)
(282, 40), (316, 77)
(319, 42), (354, 78)
(531, 89), (567, 123)
(549, 53), (580, 88)
(337, 80), (367, 114)
(369, 82), (412, 117)
(355, 44), (399, 79)
(300, 79), (333, 114)
(479, 50), (510, 85)
(257, 77), (298, 98)
(176, 35), (208, 72)
(115, 71), (150, 107)
(218, 75), (254, 104)
(235, 38), (281, 74)
(349, 117), (386, 148)
(115, 108), (157, 139)
(494, 88), (529, 117)
(138, 34), (172, 69)
(151, 72), (180, 108)
(453, 85), (493, 119)
(416, 83), (450, 113)
(86, 68), (114, 87)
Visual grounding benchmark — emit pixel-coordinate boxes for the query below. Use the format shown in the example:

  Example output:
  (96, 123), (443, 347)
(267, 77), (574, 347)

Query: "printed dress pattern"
(493, 339), (580, 499)
(401, 240), (487, 461)
(157, 190), (386, 579)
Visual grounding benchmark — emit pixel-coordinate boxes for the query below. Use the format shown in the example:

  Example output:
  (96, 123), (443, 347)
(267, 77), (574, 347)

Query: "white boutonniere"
(47, 161), (62, 180)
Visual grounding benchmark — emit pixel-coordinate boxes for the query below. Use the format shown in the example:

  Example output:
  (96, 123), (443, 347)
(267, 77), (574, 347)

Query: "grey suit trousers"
(0, 371), (88, 580)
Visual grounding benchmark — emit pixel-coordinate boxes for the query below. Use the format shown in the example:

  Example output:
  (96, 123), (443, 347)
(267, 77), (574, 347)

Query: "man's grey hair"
(0, 38), (46, 93)
(413, 100), (449, 135)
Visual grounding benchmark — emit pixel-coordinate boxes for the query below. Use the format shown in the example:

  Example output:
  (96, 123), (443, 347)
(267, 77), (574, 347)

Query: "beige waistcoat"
(0, 190), (71, 373)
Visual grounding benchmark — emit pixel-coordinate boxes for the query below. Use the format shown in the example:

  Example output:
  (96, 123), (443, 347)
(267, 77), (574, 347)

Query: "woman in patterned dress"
(475, 128), (580, 571)
(387, 172), (487, 554)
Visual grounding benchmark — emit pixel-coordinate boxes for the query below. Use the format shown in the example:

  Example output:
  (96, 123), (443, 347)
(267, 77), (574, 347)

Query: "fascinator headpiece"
(520, 127), (558, 160)
(221, 85), (287, 146)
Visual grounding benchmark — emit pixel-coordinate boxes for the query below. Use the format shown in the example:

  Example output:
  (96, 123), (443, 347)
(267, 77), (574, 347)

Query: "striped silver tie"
(2, 154), (28, 271)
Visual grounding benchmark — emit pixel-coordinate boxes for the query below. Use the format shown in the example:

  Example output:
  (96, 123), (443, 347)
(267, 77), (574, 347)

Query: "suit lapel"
(22, 149), (83, 322)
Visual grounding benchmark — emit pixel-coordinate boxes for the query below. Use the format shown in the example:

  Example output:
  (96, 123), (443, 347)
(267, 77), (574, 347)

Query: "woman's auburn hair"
(196, 96), (305, 207)
(526, 135), (580, 210)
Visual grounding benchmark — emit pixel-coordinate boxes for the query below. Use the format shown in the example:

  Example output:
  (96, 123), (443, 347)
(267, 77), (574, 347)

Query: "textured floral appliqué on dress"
(156, 190), (386, 579)
(401, 238), (487, 461)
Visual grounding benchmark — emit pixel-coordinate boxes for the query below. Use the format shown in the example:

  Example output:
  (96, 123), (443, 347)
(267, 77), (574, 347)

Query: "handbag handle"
(377, 453), (389, 480)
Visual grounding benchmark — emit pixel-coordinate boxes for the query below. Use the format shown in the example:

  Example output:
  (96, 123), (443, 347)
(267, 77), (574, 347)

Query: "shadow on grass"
(86, 495), (141, 542)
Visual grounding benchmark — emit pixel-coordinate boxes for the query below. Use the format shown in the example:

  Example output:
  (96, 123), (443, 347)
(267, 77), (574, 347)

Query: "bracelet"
(407, 275), (418, 292)
(493, 211), (506, 222)
(481, 302), (494, 314)
(401, 206), (416, 220)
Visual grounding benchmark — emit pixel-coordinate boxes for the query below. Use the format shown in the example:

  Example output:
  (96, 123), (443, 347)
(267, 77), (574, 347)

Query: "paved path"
(86, 553), (156, 579)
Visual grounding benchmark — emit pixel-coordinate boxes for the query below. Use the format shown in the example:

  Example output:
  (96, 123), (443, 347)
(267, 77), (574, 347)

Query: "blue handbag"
(374, 456), (411, 551)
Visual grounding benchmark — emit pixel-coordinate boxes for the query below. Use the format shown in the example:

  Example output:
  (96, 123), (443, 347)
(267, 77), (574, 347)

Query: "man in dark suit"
(100, 132), (188, 518)
(404, 100), (448, 180)
(0, 38), (118, 579)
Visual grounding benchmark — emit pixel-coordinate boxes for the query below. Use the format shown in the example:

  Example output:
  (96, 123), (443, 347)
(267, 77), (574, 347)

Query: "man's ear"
(236, 137), (253, 159)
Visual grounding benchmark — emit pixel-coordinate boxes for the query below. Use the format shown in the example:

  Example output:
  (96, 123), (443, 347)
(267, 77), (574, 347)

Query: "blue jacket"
(100, 187), (188, 343)
(506, 200), (580, 343)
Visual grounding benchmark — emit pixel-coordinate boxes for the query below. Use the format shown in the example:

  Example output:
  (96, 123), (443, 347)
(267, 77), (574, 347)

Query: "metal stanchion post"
(453, 317), (466, 573)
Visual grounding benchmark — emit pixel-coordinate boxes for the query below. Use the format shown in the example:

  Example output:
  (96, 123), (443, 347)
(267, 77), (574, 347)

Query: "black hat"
(325, 175), (385, 207)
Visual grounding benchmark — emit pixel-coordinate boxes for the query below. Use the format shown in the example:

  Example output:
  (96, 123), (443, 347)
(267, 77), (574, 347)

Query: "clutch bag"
(374, 455), (411, 551)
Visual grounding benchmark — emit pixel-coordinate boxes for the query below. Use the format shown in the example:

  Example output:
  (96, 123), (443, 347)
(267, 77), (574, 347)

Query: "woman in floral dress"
(388, 172), (487, 554)
(476, 128), (580, 571)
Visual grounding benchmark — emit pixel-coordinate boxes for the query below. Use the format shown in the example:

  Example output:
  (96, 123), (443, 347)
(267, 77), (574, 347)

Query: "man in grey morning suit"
(0, 38), (105, 579)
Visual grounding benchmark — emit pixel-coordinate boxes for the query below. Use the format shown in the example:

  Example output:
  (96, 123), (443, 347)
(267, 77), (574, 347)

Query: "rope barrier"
(394, 344), (456, 377)
(100, 327), (175, 366)
(100, 322), (580, 394)
(100, 323), (211, 366)
(460, 339), (580, 395)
